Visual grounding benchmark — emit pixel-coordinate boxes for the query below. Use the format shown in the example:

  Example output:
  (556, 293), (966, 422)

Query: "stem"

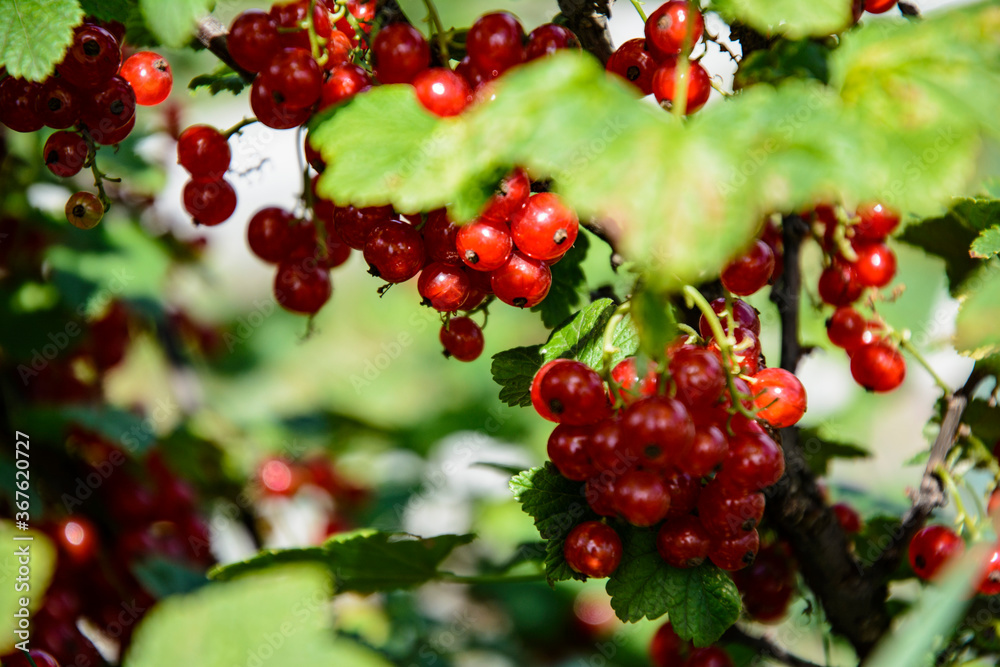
(708, 78), (732, 97)
(556, 0), (614, 65)
(420, 0), (449, 62)
(936, 464), (978, 539)
(722, 627), (825, 667)
(628, 0), (648, 21)
(672, 53), (690, 118)
(196, 16), (255, 83)
(900, 336), (952, 394)
(223, 117), (258, 139)
(600, 300), (632, 377)
(307, 0), (329, 66)
(439, 572), (546, 585)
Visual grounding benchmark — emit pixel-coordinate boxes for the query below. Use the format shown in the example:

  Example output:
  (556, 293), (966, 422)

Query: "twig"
(722, 626), (825, 667)
(196, 16), (255, 83)
(374, 0), (408, 26)
(556, 0), (615, 65)
(899, 2), (921, 17)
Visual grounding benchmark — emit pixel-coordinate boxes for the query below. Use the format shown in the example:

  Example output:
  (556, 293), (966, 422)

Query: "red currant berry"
(699, 297), (761, 338)
(261, 47), (322, 109)
(80, 75), (135, 131)
(665, 473), (701, 517)
(532, 359), (570, 422)
(526, 23), (579, 60)
(564, 521), (622, 578)
(35, 78), (82, 129)
(621, 396), (695, 469)
(851, 241), (896, 287)
(422, 209), (461, 264)
(177, 125), (231, 180)
(733, 543), (796, 623)
(481, 168), (531, 223)
(440, 316), (484, 362)
(336, 0), (376, 46)
(585, 474), (618, 517)
(323, 29), (354, 70)
(826, 306), (868, 350)
(548, 424), (595, 481)
(650, 622), (689, 667)
(510, 193), (579, 261)
(373, 23), (430, 84)
(65, 192), (104, 229)
(710, 529), (759, 571)
(652, 57), (711, 113)
(363, 219), (426, 282)
(698, 483), (765, 538)
(247, 207), (293, 263)
(670, 346), (726, 408)
(319, 63), (373, 109)
(610, 356), (659, 406)
(250, 76), (313, 129)
(716, 430), (784, 492)
(120, 51), (172, 105)
(606, 38), (657, 96)
(58, 24), (121, 88)
(645, 1), (704, 57)
(334, 204), (393, 249)
(467, 12), (526, 76)
(864, 0), (898, 14)
(183, 178), (237, 226)
(588, 419), (628, 472)
(228, 10), (281, 73)
(490, 251), (552, 308)
(52, 516), (99, 564)
(457, 217), (513, 271)
(538, 360), (611, 425)
(680, 424), (728, 477)
(613, 468), (672, 526)
(418, 262), (470, 311)
(657, 515), (711, 568)
(818, 258), (864, 306)
(686, 646), (733, 667)
(274, 256), (331, 313)
(979, 545), (1000, 595)
(720, 239), (775, 296)
(43, 131), (88, 178)
(850, 340), (905, 392)
(908, 525), (963, 580)
(90, 112), (135, 145)
(855, 202), (900, 241)
(832, 502), (863, 534)
(751, 367), (807, 429)
(0, 77), (43, 132)
(456, 55), (496, 91)
(413, 68), (471, 118)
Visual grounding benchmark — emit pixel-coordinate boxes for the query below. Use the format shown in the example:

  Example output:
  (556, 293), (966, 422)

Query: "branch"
(196, 16), (255, 83)
(866, 367), (988, 580)
(374, 0), (408, 26)
(722, 626), (825, 667)
(557, 0), (615, 65)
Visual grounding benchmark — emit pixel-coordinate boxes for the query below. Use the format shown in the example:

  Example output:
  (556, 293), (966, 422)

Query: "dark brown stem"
(556, 0), (615, 65)
(898, 2), (921, 17)
(722, 626), (825, 667)
(374, 0), (408, 26)
(196, 16), (255, 82)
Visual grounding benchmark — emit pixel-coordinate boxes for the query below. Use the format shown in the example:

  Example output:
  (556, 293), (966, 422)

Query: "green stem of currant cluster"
(682, 285), (756, 419)
(628, 0), (648, 22)
(223, 117), (258, 139)
(421, 0), (449, 62)
(899, 336), (952, 394)
(935, 463), (980, 540)
(307, 0), (328, 65)
(600, 300), (632, 378)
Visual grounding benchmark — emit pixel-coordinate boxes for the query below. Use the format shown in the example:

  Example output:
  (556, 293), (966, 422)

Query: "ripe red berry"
(850, 340), (905, 392)
(261, 48), (322, 109)
(274, 256), (331, 313)
(548, 424), (595, 481)
(334, 204), (394, 249)
(418, 262), (470, 311)
(364, 219), (426, 282)
(621, 396), (695, 469)
(177, 125), (231, 180)
(526, 23), (579, 60)
(681, 424), (728, 477)
(588, 419), (627, 472)
(335, 0), (376, 45)
(440, 316), (484, 362)
(698, 483), (765, 538)
(699, 297), (761, 338)
(324, 29), (354, 69)
(65, 192), (104, 229)
(716, 430), (784, 492)
(481, 168), (531, 223)
(613, 468), (672, 526)
(271, 0), (331, 49)
(851, 241), (896, 287)
(455, 55), (496, 91)
(422, 209), (461, 264)
(457, 217), (513, 271)
(467, 12), (526, 76)
(373, 23), (430, 84)
(908, 525), (963, 580)
(90, 112), (135, 145)
(818, 258), (864, 306)
(610, 356), (659, 406)
(686, 646), (734, 667)
(58, 24), (121, 88)
(720, 239), (775, 296)
(979, 545), (1000, 595)
(670, 346), (726, 408)
(319, 63), (373, 109)
(35, 77), (82, 129)
(413, 68), (471, 118)
(652, 57), (711, 113)
(490, 251), (552, 308)
(43, 131), (88, 178)
(564, 521), (622, 578)
(80, 75), (136, 132)
(538, 360), (611, 425)
(0, 77), (43, 132)
(228, 10), (281, 72)
(826, 306), (868, 350)
(855, 202), (900, 241)
(751, 367), (808, 429)
(510, 193), (579, 261)
(183, 178), (237, 226)
(250, 76), (313, 129)
(650, 622), (689, 667)
(645, 1), (704, 57)
(247, 207), (293, 263)
(732, 543), (796, 623)
(864, 0), (898, 14)
(657, 515), (711, 568)
(585, 474), (618, 517)
(710, 529), (759, 571)
(832, 502), (863, 534)
(120, 51), (172, 105)
(606, 38), (657, 96)
(52, 515), (99, 564)
(531, 359), (570, 422)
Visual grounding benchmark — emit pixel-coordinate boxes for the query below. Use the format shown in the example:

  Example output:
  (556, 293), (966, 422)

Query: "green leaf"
(20, 405), (157, 453)
(209, 531), (474, 594)
(964, 399), (1000, 447)
(510, 464), (595, 584)
(188, 63), (248, 96)
(899, 211), (981, 295)
(710, 0), (853, 39)
(605, 525), (740, 645)
(853, 515), (906, 573)
(734, 39), (831, 89)
(79, 0), (136, 23)
(798, 428), (871, 476)
(954, 262), (1000, 359)
(531, 232), (590, 329)
(490, 345), (544, 408)
(970, 225), (1000, 259)
(0, 523), (55, 653)
(138, 0), (211, 47)
(631, 288), (679, 361)
(132, 557), (207, 598)
(0, 0), (85, 81)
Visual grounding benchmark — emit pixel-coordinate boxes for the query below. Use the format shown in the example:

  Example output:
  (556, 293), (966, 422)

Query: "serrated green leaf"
(954, 261), (1000, 359)
(510, 464), (594, 584)
(899, 210), (981, 294)
(711, 0), (853, 39)
(541, 298), (616, 362)
(0, 523), (55, 653)
(734, 39), (831, 89)
(798, 427), (871, 476)
(606, 525), (741, 645)
(970, 226), (1000, 259)
(188, 64), (248, 96)
(79, 0), (135, 23)
(491, 345), (544, 408)
(138, 0), (211, 47)
(532, 232), (590, 329)
(0, 0), (84, 81)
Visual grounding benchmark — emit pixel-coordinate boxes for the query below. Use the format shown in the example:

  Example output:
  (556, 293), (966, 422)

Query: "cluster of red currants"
(8, 434), (211, 666)
(650, 621), (733, 667)
(809, 202), (907, 392)
(0, 20), (172, 230)
(538, 308), (806, 580)
(907, 523), (1000, 595)
(606, 1), (711, 113)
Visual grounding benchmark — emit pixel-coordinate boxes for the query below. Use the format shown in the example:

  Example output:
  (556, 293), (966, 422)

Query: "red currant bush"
(564, 521), (622, 578)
